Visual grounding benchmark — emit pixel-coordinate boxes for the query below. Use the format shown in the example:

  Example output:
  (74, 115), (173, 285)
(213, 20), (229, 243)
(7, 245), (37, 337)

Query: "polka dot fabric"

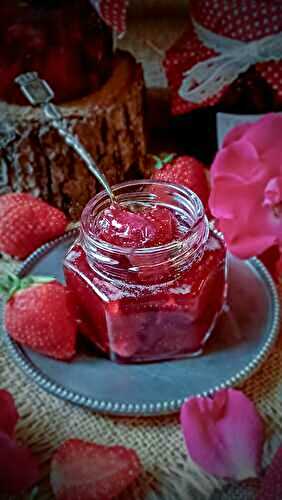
(98, 0), (128, 34)
(164, 0), (282, 115)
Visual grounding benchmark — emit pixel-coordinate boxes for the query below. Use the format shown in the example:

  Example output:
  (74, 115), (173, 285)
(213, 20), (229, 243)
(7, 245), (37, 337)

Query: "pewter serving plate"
(2, 230), (280, 417)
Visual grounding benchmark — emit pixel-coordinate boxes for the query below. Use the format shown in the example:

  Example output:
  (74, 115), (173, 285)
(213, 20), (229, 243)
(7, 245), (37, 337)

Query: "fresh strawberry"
(2, 274), (77, 360)
(0, 193), (68, 259)
(50, 439), (142, 500)
(151, 154), (210, 209)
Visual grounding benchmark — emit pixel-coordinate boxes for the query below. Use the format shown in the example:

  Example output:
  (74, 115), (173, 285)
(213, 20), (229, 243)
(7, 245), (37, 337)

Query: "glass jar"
(64, 180), (227, 363)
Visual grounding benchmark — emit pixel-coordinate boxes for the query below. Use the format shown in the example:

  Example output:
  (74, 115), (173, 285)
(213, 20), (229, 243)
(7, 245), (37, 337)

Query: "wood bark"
(0, 51), (146, 220)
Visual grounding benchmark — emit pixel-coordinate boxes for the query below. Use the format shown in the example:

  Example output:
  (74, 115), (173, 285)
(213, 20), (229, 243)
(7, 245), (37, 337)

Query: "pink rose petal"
(256, 444), (282, 500)
(223, 123), (251, 147)
(263, 177), (282, 208)
(0, 431), (39, 495)
(243, 114), (282, 158)
(219, 206), (279, 258)
(181, 389), (264, 480)
(211, 139), (261, 183)
(0, 389), (19, 437)
(261, 146), (282, 178)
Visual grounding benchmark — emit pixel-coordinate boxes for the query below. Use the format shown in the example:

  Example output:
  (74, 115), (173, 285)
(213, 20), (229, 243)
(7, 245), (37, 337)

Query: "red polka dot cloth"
(164, 0), (282, 115)
(91, 0), (128, 34)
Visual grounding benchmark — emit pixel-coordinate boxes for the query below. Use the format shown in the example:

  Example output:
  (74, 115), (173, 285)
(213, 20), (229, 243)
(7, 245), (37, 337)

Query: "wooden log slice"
(0, 51), (146, 220)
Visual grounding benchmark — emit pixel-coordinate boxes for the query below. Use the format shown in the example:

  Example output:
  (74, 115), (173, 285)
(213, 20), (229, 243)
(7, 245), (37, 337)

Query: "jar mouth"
(81, 179), (207, 256)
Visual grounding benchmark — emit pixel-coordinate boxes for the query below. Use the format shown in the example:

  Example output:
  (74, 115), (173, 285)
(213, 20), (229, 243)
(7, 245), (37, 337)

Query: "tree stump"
(0, 51), (146, 220)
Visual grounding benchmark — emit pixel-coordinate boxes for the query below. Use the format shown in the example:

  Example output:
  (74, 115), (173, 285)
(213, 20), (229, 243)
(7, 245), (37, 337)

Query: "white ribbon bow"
(179, 19), (282, 104)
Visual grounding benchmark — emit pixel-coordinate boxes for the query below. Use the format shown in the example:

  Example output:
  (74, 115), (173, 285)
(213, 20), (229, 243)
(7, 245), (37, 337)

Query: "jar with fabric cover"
(164, 0), (282, 163)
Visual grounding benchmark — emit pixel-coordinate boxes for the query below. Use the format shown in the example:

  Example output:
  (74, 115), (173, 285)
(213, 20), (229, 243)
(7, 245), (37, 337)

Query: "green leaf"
(162, 153), (176, 165)
(152, 152), (176, 170)
(0, 272), (55, 301)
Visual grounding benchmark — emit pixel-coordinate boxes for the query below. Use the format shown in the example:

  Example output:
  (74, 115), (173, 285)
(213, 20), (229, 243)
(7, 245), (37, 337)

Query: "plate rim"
(1, 230), (281, 417)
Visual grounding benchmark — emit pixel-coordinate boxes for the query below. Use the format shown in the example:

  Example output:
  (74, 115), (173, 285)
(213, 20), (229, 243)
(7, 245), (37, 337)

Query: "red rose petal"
(0, 389), (19, 437)
(257, 445), (282, 500)
(0, 431), (39, 495)
(181, 389), (264, 480)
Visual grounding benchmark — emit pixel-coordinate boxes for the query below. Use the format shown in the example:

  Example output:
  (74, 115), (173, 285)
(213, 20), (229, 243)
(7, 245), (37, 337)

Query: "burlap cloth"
(0, 253), (281, 500)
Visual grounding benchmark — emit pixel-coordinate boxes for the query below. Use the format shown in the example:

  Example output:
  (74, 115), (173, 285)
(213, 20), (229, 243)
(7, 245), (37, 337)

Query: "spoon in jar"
(15, 72), (116, 204)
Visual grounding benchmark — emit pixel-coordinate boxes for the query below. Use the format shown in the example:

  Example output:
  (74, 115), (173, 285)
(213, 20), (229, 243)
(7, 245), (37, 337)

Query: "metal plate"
(2, 230), (280, 417)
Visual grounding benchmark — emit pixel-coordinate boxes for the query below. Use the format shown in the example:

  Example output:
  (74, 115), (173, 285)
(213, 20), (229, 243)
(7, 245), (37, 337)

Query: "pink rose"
(209, 114), (282, 259)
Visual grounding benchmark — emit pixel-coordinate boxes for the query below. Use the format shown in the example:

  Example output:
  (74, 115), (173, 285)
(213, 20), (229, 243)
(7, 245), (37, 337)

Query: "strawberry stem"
(0, 272), (55, 301)
(152, 153), (176, 170)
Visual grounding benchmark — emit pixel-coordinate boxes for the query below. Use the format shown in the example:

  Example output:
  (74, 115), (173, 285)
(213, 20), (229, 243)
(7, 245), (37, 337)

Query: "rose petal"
(0, 389), (19, 437)
(243, 114), (282, 158)
(261, 147), (282, 178)
(0, 431), (39, 495)
(211, 139), (265, 184)
(257, 444), (282, 500)
(180, 389), (264, 480)
(223, 115), (282, 162)
(223, 123), (251, 147)
(263, 177), (282, 208)
(209, 175), (266, 221)
(219, 204), (280, 259)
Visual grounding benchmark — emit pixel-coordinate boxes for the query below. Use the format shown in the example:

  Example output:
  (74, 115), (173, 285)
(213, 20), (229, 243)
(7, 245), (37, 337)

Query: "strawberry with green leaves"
(50, 439), (142, 500)
(0, 193), (68, 259)
(1, 273), (77, 360)
(151, 153), (210, 209)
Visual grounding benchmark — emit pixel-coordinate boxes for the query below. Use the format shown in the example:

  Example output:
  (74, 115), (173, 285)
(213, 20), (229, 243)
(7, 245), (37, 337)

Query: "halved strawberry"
(50, 439), (142, 500)
(0, 193), (68, 259)
(2, 274), (77, 360)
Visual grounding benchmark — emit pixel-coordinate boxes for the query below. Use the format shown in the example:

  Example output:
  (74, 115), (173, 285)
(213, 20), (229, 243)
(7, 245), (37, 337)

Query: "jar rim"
(80, 179), (207, 256)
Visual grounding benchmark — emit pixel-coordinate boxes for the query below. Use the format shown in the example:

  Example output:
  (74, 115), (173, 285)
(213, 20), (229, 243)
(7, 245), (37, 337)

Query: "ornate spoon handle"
(15, 72), (115, 202)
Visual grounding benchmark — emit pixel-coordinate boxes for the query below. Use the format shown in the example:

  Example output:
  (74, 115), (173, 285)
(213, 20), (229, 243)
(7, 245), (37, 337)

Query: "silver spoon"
(15, 72), (115, 203)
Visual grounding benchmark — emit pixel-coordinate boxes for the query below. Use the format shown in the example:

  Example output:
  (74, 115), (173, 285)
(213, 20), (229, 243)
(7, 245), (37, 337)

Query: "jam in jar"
(64, 180), (227, 363)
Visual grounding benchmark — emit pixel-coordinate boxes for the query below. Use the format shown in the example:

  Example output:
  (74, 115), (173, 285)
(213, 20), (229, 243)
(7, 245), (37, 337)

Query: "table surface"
(0, 254), (281, 500)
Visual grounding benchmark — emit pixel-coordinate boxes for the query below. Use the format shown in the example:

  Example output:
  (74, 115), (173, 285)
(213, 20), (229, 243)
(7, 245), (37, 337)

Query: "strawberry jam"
(94, 205), (177, 248)
(64, 180), (227, 363)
